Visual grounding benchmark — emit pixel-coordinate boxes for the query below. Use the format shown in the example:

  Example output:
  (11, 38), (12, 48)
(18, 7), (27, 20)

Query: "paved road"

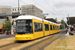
(0, 32), (65, 39)
(0, 31), (66, 40)
(0, 34), (15, 39)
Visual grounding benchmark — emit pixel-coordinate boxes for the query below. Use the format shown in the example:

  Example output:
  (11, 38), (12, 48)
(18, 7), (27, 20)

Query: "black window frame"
(16, 19), (33, 34)
(57, 27), (59, 30)
(53, 25), (55, 30)
(56, 26), (57, 30)
(55, 26), (56, 30)
(50, 25), (52, 30)
(45, 24), (49, 31)
(34, 22), (43, 32)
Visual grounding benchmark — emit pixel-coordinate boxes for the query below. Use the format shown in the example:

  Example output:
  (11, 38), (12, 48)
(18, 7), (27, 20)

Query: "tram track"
(40, 36), (61, 50)
(0, 35), (53, 50)
(20, 32), (64, 50)
(0, 32), (65, 50)
(0, 40), (32, 50)
(20, 36), (61, 50)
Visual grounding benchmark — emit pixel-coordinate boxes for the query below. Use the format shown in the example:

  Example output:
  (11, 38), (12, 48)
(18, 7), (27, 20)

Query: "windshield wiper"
(21, 28), (25, 32)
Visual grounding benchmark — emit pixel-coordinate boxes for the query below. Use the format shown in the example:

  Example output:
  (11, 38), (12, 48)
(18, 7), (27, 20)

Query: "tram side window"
(54, 26), (55, 30)
(58, 26), (59, 30)
(57, 27), (58, 28)
(55, 26), (56, 30)
(56, 26), (58, 30)
(56, 26), (57, 30)
(57, 26), (58, 30)
(53, 25), (55, 30)
(50, 25), (52, 30)
(45, 24), (49, 31)
(59, 27), (60, 30)
(34, 22), (42, 32)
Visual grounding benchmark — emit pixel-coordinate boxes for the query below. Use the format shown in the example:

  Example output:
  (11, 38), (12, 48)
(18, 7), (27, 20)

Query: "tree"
(2, 19), (11, 31)
(65, 23), (68, 28)
(60, 20), (65, 29)
(60, 19), (68, 29)
(60, 24), (65, 29)
(61, 20), (64, 24)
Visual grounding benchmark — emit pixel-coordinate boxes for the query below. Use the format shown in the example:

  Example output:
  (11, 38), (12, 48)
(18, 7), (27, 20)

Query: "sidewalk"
(0, 34), (6, 37)
(0, 34), (15, 39)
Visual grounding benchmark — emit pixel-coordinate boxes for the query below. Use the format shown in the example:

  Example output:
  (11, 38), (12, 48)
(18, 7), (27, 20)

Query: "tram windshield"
(16, 19), (33, 34)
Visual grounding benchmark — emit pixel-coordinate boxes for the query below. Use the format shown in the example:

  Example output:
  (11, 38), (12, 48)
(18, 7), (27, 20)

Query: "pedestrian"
(70, 26), (73, 31)
(66, 28), (68, 33)
(66, 28), (70, 35)
(5, 31), (7, 35)
(10, 31), (11, 34)
(13, 30), (16, 34)
(73, 27), (75, 33)
(69, 26), (74, 35)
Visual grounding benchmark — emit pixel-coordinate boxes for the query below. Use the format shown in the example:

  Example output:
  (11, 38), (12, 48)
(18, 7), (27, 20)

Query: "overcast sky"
(0, 0), (75, 21)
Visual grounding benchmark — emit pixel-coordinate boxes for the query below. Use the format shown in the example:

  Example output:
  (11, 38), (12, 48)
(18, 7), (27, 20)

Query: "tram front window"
(16, 20), (33, 34)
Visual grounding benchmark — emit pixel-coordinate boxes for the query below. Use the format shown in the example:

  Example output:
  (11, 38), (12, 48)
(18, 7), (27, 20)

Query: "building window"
(15, 9), (16, 11)
(50, 25), (52, 30)
(13, 9), (14, 11)
(20, 8), (21, 10)
(45, 24), (49, 31)
(34, 22), (42, 32)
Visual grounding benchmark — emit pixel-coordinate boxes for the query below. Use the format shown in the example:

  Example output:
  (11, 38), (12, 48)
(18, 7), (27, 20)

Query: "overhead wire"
(51, 0), (64, 14)
(33, 0), (56, 15)
(19, 0), (58, 18)
(44, 0), (65, 19)
(20, 0), (28, 5)
(44, 0), (57, 12)
(44, 0), (65, 20)
(51, 0), (66, 20)
(44, 0), (61, 19)
(20, 0), (49, 12)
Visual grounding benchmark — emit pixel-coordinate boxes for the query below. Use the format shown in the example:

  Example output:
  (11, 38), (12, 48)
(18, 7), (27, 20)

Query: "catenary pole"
(18, 0), (20, 14)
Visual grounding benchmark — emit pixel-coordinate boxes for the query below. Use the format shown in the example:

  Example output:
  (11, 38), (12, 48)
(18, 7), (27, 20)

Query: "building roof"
(67, 17), (75, 24)
(22, 4), (43, 12)
(45, 18), (57, 23)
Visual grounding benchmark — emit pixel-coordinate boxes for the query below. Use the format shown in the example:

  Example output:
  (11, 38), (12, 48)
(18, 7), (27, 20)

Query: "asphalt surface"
(0, 31), (66, 39)
(0, 34), (15, 39)
(20, 32), (65, 50)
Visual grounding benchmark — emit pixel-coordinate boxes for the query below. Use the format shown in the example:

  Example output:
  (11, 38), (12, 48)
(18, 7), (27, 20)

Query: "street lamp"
(43, 13), (49, 19)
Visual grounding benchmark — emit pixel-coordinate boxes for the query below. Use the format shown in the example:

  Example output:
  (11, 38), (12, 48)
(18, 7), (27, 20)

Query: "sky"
(0, 0), (75, 21)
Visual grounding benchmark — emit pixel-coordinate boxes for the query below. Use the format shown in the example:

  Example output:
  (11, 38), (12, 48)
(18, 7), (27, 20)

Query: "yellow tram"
(15, 15), (60, 41)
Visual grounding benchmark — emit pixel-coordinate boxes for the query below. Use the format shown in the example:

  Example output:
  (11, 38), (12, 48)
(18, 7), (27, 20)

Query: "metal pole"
(66, 14), (70, 35)
(18, 0), (19, 13)
(11, 16), (13, 35)
(68, 14), (70, 25)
